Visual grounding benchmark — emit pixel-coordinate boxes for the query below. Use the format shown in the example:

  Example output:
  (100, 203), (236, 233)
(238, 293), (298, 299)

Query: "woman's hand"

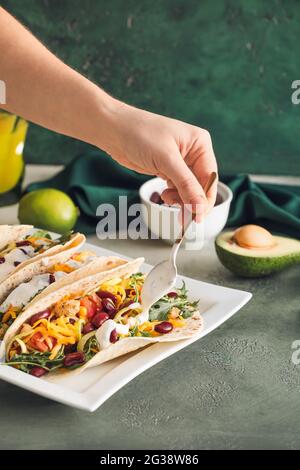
(102, 101), (218, 222)
(0, 6), (217, 221)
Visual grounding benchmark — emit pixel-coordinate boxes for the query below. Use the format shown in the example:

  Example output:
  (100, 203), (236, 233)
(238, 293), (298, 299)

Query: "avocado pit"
(232, 225), (276, 250)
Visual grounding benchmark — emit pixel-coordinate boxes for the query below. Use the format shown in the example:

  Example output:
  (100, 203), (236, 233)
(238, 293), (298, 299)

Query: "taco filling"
(5, 274), (199, 377)
(0, 230), (74, 283)
(0, 251), (95, 339)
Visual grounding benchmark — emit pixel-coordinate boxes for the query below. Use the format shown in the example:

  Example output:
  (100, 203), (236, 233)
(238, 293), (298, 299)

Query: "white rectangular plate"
(0, 243), (251, 411)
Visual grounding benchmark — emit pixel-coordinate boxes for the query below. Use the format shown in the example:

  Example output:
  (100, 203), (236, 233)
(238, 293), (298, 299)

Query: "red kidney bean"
(64, 344), (77, 354)
(49, 273), (56, 284)
(167, 292), (178, 298)
(82, 321), (96, 334)
(154, 321), (173, 334)
(150, 191), (164, 205)
(97, 290), (117, 304)
(14, 261), (21, 267)
(101, 298), (117, 316)
(92, 312), (109, 329)
(63, 352), (85, 367)
(30, 367), (47, 377)
(68, 318), (75, 325)
(0, 257), (5, 264)
(29, 309), (51, 326)
(110, 329), (118, 343)
(16, 240), (31, 247)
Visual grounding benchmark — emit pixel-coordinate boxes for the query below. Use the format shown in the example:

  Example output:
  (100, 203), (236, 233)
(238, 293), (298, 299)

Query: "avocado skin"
(215, 242), (300, 278)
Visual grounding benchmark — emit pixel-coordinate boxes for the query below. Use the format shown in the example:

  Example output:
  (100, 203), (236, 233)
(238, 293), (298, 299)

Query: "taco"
(0, 252), (130, 341)
(2, 259), (202, 377)
(0, 225), (32, 252)
(0, 226), (85, 303)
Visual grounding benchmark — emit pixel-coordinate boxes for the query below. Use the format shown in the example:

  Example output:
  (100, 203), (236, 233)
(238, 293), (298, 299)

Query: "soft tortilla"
(0, 225), (33, 251)
(1, 257), (144, 359)
(0, 232), (85, 303)
(68, 311), (202, 376)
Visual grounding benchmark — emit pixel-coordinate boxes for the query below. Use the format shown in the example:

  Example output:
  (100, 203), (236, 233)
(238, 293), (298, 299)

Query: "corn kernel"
(79, 306), (87, 319)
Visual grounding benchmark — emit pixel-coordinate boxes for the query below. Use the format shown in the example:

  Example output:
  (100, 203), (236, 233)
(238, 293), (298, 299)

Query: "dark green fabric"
(26, 152), (149, 234)
(222, 175), (300, 239)
(26, 152), (300, 238)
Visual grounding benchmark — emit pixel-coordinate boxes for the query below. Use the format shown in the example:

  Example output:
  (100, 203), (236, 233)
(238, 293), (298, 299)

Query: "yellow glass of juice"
(0, 111), (28, 205)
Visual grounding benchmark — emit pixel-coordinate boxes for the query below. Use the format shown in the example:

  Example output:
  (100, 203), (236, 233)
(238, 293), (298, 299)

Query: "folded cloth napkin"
(26, 151), (300, 238)
(222, 175), (300, 239)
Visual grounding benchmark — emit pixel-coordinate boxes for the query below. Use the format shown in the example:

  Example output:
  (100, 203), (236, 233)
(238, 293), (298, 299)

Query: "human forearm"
(0, 7), (116, 150)
(0, 7), (218, 216)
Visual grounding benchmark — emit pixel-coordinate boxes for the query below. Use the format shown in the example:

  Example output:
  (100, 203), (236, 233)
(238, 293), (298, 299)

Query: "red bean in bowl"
(154, 321), (173, 334)
(29, 309), (51, 326)
(150, 191), (164, 205)
(63, 352), (85, 367)
(0, 257), (5, 264)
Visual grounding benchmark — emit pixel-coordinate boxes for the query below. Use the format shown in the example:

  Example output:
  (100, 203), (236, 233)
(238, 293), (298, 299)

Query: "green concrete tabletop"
(0, 232), (299, 450)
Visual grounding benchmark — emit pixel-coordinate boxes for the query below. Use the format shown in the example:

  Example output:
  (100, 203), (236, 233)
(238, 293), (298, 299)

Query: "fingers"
(190, 129), (218, 211)
(164, 150), (209, 222)
(204, 172), (218, 214)
(162, 173), (218, 211)
(160, 188), (181, 206)
(160, 129), (218, 222)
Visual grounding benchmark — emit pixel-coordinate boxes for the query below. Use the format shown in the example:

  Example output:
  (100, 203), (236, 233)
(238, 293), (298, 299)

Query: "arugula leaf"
(129, 323), (139, 337)
(130, 272), (144, 282)
(128, 272), (144, 302)
(30, 230), (52, 240)
(5, 349), (65, 374)
(149, 300), (174, 321)
(140, 331), (151, 337)
(57, 231), (73, 244)
(149, 282), (199, 321)
(178, 280), (188, 298)
(83, 336), (99, 362)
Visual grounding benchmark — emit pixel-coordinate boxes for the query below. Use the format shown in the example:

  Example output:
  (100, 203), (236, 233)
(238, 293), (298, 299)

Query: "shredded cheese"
(2, 307), (17, 323)
(50, 263), (75, 273)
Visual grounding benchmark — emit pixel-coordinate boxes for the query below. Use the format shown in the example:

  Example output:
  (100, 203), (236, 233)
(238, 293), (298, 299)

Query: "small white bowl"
(139, 177), (233, 248)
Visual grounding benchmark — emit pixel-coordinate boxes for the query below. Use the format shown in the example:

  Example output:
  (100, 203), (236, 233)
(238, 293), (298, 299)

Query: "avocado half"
(215, 231), (300, 277)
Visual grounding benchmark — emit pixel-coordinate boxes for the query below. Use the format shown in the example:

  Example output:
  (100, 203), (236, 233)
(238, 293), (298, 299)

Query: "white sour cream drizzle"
(0, 246), (36, 282)
(136, 309), (149, 325)
(0, 271), (67, 313)
(95, 319), (130, 350)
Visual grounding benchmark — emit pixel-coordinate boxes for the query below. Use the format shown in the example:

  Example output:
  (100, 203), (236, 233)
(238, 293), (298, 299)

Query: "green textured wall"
(2, 0), (300, 175)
